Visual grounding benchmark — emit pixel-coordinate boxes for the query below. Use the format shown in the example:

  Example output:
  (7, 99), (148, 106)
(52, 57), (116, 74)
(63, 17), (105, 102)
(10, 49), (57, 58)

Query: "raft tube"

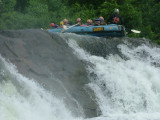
(48, 24), (126, 38)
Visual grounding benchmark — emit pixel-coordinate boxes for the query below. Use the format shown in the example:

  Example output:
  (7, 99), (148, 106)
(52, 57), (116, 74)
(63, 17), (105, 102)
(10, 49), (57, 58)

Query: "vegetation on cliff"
(0, 0), (159, 43)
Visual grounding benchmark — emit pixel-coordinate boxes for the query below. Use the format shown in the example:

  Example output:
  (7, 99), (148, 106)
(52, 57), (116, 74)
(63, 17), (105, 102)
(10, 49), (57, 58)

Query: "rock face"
(0, 29), (98, 118)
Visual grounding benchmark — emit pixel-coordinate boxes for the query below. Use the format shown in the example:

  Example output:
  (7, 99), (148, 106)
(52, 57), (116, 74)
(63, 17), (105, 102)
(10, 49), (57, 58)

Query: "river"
(0, 30), (160, 120)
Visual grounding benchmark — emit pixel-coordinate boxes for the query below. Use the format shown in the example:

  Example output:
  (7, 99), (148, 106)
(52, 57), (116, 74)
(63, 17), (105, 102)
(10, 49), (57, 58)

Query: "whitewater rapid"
(0, 55), (83, 120)
(0, 31), (160, 120)
(66, 34), (160, 120)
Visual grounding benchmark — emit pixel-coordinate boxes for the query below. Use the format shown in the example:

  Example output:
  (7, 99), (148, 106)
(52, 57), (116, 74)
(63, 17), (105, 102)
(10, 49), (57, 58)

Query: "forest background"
(0, 0), (160, 44)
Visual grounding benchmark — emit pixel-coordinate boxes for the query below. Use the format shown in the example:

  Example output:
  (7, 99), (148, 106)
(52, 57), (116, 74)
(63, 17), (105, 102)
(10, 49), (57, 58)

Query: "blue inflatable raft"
(48, 24), (126, 38)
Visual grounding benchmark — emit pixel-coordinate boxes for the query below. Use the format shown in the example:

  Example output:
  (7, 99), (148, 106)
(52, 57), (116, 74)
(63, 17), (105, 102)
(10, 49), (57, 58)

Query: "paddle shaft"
(61, 23), (79, 33)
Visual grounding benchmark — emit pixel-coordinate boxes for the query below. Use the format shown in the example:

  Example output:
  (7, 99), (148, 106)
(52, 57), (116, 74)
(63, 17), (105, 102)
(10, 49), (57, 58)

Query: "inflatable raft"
(48, 24), (126, 37)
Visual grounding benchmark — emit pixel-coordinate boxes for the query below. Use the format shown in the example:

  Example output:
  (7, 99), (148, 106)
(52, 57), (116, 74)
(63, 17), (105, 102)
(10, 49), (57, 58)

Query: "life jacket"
(112, 17), (120, 24)
(94, 18), (102, 26)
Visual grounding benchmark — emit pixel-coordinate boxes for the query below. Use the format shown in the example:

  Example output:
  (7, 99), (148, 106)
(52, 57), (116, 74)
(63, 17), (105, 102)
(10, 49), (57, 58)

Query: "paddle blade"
(63, 25), (67, 30)
(131, 29), (141, 33)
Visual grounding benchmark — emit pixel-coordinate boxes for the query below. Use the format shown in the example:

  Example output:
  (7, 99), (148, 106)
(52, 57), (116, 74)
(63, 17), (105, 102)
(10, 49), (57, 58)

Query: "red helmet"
(50, 23), (55, 27)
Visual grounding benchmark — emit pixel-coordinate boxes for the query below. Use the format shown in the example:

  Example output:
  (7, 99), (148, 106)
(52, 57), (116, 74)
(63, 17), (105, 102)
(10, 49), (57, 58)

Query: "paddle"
(61, 23), (79, 33)
(131, 29), (141, 33)
(125, 27), (141, 34)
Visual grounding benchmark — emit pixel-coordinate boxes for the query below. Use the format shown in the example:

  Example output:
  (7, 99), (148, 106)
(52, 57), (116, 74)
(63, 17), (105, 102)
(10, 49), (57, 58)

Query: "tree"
(15, 0), (29, 13)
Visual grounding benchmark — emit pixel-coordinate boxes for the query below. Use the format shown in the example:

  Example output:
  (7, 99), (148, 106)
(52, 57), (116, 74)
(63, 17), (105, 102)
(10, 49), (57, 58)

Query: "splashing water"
(1, 31), (160, 120)
(0, 55), (82, 120)
(67, 38), (160, 120)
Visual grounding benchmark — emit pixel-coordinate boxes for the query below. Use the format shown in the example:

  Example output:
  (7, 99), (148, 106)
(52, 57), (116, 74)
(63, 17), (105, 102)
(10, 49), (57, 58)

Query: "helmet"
(60, 21), (64, 25)
(50, 23), (55, 27)
(114, 9), (119, 13)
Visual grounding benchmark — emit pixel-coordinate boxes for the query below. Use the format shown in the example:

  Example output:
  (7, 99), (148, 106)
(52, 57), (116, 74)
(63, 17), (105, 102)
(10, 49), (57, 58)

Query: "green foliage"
(0, 0), (16, 12)
(47, 0), (63, 11)
(66, 0), (105, 9)
(120, 4), (142, 29)
(68, 3), (96, 23)
(0, 12), (50, 30)
(26, 1), (48, 17)
(98, 1), (118, 19)
(15, 0), (29, 13)
(0, 0), (160, 44)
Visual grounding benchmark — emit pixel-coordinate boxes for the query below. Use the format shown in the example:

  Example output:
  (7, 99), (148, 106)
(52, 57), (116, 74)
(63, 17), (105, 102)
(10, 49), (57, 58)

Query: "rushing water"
(0, 55), (82, 120)
(66, 34), (160, 120)
(0, 30), (160, 120)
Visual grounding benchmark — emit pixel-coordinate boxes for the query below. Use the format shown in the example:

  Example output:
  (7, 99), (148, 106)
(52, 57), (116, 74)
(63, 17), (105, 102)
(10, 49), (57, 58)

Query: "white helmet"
(114, 9), (119, 13)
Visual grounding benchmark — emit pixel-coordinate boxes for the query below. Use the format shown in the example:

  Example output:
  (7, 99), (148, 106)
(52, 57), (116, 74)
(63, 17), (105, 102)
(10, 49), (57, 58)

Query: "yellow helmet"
(60, 21), (64, 25)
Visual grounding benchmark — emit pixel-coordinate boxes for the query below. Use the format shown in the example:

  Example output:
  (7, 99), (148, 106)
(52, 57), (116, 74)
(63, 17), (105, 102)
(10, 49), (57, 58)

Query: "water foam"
(67, 38), (160, 120)
(0, 55), (82, 120)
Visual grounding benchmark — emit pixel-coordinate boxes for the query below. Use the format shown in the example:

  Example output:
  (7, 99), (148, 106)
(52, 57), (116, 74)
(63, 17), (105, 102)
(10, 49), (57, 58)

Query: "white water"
(67, 38), (160, 120)
(1, 33), (160, 120)
(0, 55), (82, 120)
